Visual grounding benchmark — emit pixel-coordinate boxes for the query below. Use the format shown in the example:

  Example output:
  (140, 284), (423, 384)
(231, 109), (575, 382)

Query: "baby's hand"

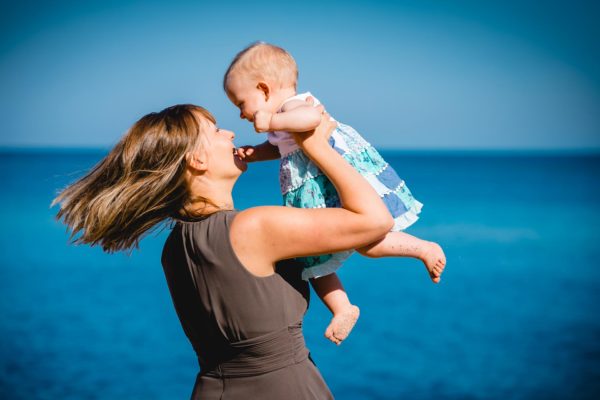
(235, 145), (256, 161)
(253, 110), (272, 133)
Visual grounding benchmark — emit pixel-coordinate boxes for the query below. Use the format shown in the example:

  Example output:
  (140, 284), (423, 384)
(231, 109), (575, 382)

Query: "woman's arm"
(231, 113), (393, 277)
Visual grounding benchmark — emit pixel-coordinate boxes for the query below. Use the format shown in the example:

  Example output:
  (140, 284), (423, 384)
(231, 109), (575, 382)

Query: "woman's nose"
(239, 111), (245, 120)
(221, 129), (235, 140)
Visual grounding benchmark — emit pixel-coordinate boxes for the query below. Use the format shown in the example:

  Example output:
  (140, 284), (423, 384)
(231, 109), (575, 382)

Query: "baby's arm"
(254, 99), (324, 133)
(236, 140), (280, 162)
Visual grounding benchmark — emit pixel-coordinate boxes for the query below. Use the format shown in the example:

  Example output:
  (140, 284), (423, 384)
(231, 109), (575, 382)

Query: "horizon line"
(1, 145), (599, 156)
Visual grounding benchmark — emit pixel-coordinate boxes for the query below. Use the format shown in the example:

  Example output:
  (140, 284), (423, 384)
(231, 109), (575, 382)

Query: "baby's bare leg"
(310, 273), (360, 345)
(357, 232), (446, 283)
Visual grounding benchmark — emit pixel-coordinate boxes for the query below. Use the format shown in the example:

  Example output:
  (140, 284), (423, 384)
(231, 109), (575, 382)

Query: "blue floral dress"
(272, 95), (423, 280)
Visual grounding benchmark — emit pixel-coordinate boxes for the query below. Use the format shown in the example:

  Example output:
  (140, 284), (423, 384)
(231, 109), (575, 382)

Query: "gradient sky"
(1, 0), (599, 149)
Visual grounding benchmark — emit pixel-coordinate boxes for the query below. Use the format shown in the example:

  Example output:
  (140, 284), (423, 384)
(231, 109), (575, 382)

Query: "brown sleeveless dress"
(161, 210), (333, 399)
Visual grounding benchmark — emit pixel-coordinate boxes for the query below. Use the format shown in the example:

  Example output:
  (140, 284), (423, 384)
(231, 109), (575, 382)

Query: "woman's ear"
(256, 81), (270, 101)
(186, 150), (208, 173)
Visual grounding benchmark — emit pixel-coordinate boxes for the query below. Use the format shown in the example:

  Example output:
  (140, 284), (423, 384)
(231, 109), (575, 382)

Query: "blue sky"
(1, 0), (599, 149)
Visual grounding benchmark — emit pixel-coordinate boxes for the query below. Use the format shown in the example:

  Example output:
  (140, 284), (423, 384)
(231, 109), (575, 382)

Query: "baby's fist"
(253, 111), (272, 133)
(236, 145), (255, 160)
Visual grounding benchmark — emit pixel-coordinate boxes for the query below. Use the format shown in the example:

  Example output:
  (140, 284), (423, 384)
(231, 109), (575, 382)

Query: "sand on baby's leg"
(357, 231), (447, 283)
(310, 273), (360, 345)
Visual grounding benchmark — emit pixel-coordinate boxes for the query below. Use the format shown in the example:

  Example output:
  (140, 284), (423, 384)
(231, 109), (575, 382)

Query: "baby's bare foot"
(324, 305), (360, 345)
(420, 241), (446, 283)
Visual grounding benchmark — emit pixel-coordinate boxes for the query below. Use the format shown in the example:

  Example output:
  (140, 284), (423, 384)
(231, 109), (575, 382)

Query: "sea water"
(0, 150), (599, 399)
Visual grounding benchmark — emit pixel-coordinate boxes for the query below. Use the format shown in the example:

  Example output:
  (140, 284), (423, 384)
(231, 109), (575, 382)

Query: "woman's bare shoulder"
(229, 207), (286, 277)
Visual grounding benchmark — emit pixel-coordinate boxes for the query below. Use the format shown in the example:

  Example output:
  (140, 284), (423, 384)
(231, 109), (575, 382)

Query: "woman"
(53, 103), (393, 399)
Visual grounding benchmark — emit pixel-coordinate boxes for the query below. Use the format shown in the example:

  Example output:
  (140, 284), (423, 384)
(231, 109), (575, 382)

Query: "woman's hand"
(291, 109), (335, 152)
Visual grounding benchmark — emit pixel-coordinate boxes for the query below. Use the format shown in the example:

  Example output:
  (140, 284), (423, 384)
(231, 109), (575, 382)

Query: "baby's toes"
(325, 331), (339, 345)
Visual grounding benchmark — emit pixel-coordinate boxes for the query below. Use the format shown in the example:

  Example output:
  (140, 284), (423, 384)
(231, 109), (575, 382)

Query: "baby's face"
(226, 74), (271, 123)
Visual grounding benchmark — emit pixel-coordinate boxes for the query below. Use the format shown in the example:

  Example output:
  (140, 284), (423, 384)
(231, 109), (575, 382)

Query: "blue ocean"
(0, 150), (599, 399)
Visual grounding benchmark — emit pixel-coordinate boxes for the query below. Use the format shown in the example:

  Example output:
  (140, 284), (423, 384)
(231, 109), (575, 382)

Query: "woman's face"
(201, 121), (247, 178)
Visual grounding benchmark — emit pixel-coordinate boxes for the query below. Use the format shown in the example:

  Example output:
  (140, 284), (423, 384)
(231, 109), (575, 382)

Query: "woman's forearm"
(231, 116), (393, 266)
(303, 134), (392, 230)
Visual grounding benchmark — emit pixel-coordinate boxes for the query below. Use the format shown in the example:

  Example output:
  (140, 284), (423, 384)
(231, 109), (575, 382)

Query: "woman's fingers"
(319, 113), (337, 139)
(291, 111), (336, 149)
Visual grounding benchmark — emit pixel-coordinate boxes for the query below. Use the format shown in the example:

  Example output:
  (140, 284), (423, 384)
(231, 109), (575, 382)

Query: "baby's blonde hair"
(223, 41), (298, 91)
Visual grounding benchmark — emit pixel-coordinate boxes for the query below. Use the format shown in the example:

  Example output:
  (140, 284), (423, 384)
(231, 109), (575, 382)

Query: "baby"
(224, 42), (446, 345)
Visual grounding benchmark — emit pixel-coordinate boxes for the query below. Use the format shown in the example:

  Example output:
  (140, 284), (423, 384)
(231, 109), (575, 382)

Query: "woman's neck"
(185, 197), (234, 217)
(185, 181), (235, 216)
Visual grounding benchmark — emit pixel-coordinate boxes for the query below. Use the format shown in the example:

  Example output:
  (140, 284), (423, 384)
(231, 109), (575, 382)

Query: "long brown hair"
(52, 104), (215, 253)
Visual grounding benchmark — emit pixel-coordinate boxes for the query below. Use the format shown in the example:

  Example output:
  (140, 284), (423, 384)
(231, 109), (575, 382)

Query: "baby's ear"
(256, 81), (270, 100)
